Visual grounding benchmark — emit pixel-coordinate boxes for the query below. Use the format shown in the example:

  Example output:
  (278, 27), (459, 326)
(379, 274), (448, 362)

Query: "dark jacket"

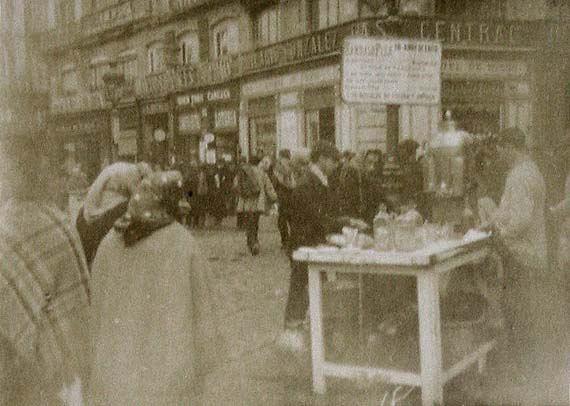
(289, 170), (343, 250)
(76, 201), (129, 267)
(335, 164), (385, 224)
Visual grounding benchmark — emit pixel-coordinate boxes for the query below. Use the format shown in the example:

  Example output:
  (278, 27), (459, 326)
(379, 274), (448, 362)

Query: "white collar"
(309, 163), (328, 187)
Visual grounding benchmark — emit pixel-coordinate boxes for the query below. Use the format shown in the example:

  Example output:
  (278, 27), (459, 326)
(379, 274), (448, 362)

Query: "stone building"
(39, 0), (569, 176)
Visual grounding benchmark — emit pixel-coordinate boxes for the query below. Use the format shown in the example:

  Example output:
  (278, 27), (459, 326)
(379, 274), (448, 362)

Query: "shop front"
(141, 99), (172, 169)
(241, 64), (345, 159)
(113, 105), (140, 163)
(174, 83), (240, 164)
(238, 16), (542, 157)
(49, 110), (111, 183)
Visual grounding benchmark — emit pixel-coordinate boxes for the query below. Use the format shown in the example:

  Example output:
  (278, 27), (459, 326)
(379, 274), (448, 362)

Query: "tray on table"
(292, 233), (491, 267)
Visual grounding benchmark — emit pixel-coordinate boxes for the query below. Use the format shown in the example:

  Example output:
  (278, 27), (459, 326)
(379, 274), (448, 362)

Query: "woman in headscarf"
(75, 162), (152, 266)
(88, 171), (225, 405)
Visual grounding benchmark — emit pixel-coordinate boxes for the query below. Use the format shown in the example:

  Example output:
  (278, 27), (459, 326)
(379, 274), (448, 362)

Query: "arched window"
(178, 31), (199, 65)
(211, 18), (239, 59)
(147, 41), (164, 73)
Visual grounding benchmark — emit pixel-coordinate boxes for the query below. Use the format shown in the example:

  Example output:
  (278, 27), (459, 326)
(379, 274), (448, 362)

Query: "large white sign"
(342, 37), (442, 105)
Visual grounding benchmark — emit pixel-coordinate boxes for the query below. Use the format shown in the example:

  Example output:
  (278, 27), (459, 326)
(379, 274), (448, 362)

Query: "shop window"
(304, 107), (335, 148)
(249, 116), (277, 158)
(178, 31), (199, 65)
(256, 6), (279, 46)
(61, 66), (78, 94)
(147, 41), (164, 73)
(212, 18), (239, 59)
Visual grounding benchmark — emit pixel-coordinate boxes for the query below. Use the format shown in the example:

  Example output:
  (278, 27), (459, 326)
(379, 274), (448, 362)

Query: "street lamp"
(103, 70), (126, 164)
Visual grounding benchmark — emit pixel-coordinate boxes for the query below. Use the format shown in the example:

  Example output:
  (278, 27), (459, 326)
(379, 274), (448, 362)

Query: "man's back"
(0, 199), (90, 405)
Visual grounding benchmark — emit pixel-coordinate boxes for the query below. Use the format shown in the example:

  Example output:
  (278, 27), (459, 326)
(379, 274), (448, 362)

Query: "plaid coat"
(0, 200), (91, 405)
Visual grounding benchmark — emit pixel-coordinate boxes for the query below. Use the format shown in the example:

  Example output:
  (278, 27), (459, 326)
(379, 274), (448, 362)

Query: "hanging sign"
(342, 37), (442, 105)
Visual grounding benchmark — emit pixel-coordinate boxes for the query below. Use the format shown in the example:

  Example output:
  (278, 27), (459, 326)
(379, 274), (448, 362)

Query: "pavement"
(190, 215), (569, 406)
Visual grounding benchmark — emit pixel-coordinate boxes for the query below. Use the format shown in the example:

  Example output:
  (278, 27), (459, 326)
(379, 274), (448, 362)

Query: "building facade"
(1, 0), (51, 130)
(41, 0), (570, 175)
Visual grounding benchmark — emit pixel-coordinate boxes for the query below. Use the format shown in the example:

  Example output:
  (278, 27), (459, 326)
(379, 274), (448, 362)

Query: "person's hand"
(348, 218), (369, 231)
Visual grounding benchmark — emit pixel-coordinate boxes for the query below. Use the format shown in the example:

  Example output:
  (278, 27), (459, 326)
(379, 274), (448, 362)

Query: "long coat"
(289, 169), (343, 250)
(89, 223), (225, 405)
(235, 165), (277, 214)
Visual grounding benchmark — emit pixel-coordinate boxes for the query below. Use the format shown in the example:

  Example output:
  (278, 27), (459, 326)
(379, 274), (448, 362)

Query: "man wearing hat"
(278, 140), (365, 352)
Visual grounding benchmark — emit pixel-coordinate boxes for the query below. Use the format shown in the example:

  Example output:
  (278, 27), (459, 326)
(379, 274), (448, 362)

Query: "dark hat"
(278, 149), (292, 159)
(310, 141), (340, 163)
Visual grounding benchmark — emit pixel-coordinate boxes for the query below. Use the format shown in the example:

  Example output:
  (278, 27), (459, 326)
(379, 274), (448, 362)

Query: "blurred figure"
(335, 149), (386, 224)
(76, 162), (152, 267)
(272, 149), (296, 249)
(89, 171), (225, 405)
(485, 128), (562, 385)
(398, 139), (423, 210)
(279, 141), (365, 352)
(207, 163), (227, 226)
(0, 131), (91, 405)
(234, 155), (277, 255)
(189, 164), (209, 229)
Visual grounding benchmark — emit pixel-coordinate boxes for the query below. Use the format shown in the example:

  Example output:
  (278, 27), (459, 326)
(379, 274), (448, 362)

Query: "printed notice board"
(342, 37), (442, 105)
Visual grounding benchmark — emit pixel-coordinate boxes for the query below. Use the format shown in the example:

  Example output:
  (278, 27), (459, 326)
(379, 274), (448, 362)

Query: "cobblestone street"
(191, 215), (568, 406)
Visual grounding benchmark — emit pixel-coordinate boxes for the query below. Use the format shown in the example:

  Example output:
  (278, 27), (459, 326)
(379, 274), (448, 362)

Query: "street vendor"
(482, 127), (563, 383)
(277, 140), (366, 353)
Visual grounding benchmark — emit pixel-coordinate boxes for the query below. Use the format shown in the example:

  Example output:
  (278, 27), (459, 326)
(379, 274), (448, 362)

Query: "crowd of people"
(0, 120), (568, 404)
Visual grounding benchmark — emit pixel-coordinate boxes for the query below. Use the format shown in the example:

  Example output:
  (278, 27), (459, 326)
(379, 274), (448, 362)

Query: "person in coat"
(272, 149), (296, 249)
(234, 155), (277, 255)
(75, 161), (152, 267)
(0, 129), (91, 406)
(278, 141), (366, 352)
(89, 171), (225, 405)
(335, 149), (385, 225)
(484, 128), (563, 385)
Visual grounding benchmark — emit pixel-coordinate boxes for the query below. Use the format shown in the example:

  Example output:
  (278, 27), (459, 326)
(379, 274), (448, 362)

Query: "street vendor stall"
(293, 230), (495, 406)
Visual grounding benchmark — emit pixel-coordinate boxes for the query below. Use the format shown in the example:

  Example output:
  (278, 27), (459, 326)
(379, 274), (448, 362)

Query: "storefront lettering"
(143, 102), (169, 115)
(207, 89), (231, 102)
(418, 20), (518, 46)
(214, 109), (237, 129)
(240, 30), (338, 73)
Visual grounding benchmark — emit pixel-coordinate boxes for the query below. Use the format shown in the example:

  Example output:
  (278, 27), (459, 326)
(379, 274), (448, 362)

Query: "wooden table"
(293, 236), (496, 406)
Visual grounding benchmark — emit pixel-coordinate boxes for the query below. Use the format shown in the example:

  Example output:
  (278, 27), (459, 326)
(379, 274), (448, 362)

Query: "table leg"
(417, 273), (444, 406)
(308, 266), (326, 394)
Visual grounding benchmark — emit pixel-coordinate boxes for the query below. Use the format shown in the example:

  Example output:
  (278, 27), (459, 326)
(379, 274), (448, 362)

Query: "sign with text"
(342, 37), (441, 105)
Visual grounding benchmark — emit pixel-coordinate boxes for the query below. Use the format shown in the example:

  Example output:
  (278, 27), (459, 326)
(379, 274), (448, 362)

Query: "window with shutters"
(313, 0), (357, 30)
(116, 51), (137, 85)
(256, 6), (279, 46)
(212, 18), (239, 59)
(147, 42), (164, 73)
(178, 31), (199, 65)
(280, 0), (305, 39)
